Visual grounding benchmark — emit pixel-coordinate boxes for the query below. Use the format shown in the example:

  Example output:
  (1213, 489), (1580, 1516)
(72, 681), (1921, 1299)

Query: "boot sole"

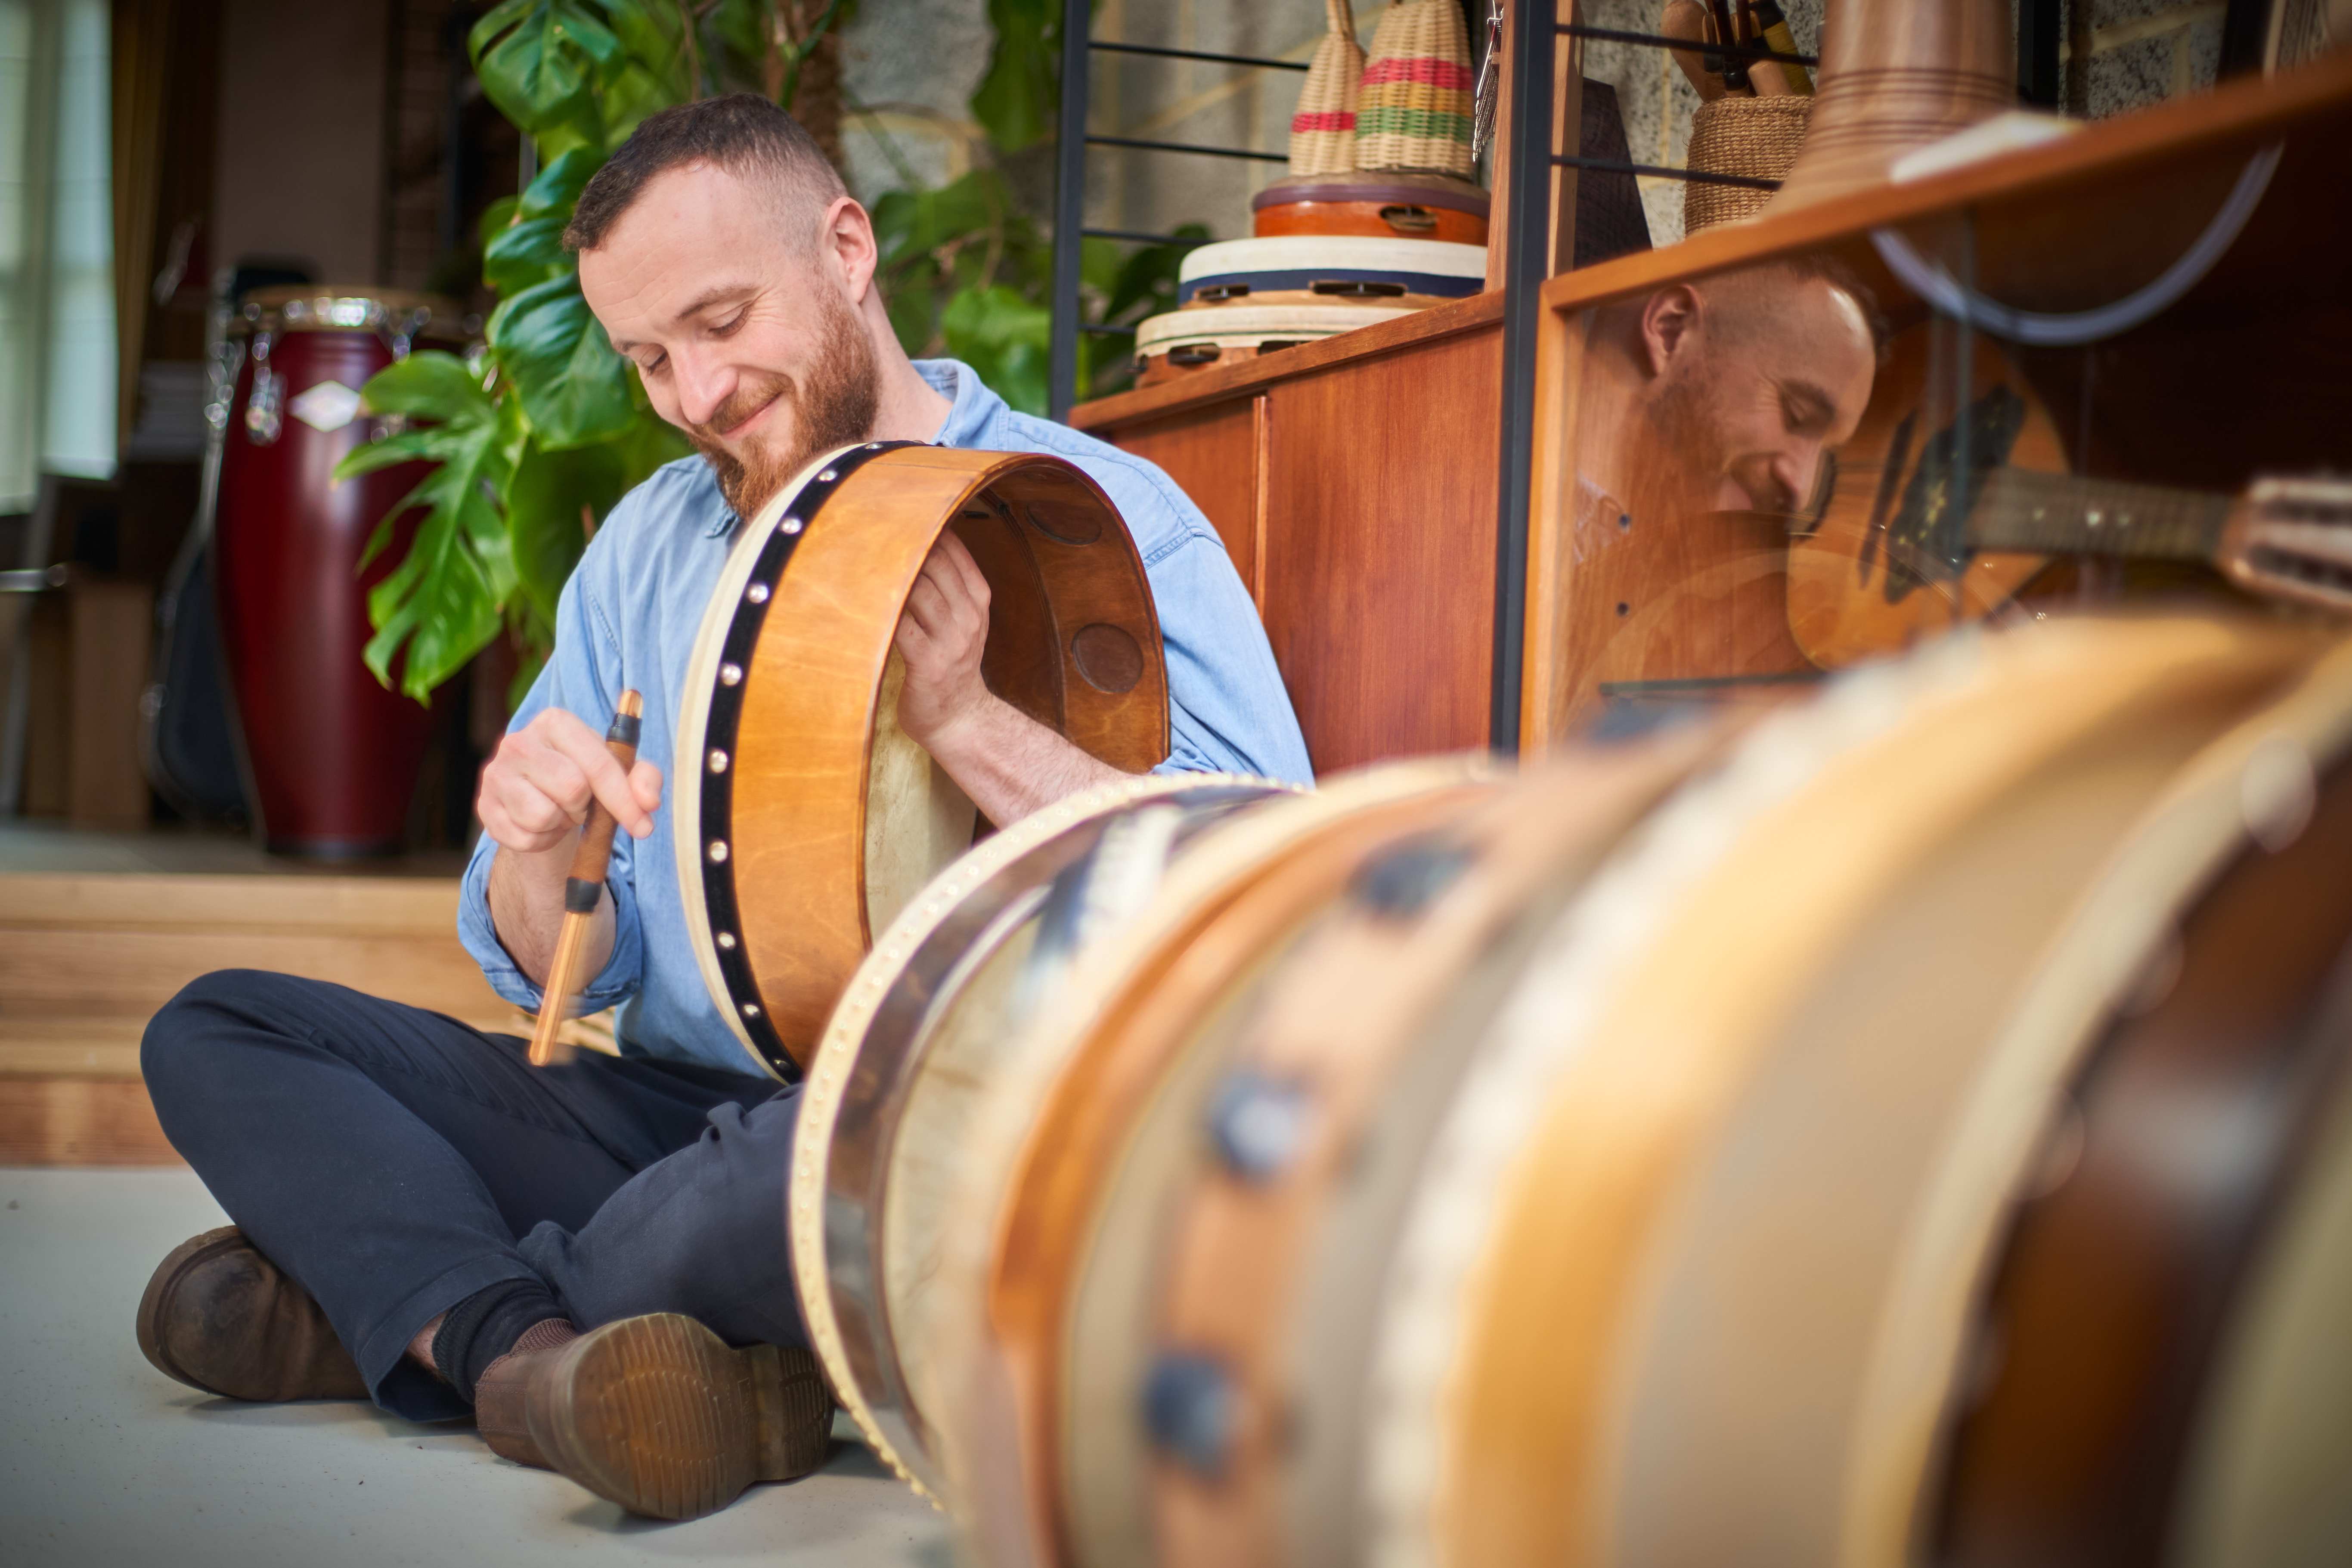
(528, 1314), (834, 1521)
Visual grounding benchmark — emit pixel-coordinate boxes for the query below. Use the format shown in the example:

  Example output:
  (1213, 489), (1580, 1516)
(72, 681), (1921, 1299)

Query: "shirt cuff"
(456, 841), (645, 1012)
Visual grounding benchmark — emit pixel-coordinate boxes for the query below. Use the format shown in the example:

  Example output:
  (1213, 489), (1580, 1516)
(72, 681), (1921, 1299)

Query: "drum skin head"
(673, 443), (1169, 1080)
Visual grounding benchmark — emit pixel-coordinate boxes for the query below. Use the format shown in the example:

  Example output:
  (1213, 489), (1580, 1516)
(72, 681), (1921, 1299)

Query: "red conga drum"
(214, 288), (464, 857)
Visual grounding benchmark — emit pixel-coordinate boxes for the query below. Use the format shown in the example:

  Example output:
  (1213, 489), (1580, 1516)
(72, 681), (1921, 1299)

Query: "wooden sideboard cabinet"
(1072, 295), (1506, 778)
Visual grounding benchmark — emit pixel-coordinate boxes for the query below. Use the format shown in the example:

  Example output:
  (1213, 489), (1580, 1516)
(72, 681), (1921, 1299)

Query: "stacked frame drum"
(789, 613), (2352, 1568)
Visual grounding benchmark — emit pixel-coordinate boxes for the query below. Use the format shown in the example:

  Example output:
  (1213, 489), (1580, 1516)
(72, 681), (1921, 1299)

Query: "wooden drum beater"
(529, 689), (644, 1066)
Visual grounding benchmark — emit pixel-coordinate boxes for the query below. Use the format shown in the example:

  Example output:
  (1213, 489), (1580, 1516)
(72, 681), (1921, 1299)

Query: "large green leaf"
(342, 350), (496, 425)
(473, 0), (615, 133)
(519, 144), (604, 217)
(481, 147), (603, 298)
(972, 0), (1065, 154)
(942, 284), (1052, 416)
(505, 437), (623, 624)
(1103, 223), (1205, 323)
(489, 275), (637, 448)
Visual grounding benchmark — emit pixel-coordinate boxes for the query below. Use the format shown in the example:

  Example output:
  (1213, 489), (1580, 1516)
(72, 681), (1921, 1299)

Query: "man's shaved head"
(565, 93), (846, 254)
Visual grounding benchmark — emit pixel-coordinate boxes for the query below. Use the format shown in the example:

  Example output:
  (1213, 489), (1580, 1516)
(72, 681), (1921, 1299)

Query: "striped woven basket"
(1354, 0), (1476, 177)
(1289, 0), (1366, 177)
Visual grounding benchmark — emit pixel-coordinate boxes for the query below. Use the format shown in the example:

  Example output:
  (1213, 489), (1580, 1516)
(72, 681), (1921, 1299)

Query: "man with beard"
(133, 96), (1310, 1521)
(1576, 257), (1882, 534)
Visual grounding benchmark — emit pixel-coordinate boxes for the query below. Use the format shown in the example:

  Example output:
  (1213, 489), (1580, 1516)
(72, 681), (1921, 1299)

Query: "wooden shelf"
(1537, 48), (2352, 318)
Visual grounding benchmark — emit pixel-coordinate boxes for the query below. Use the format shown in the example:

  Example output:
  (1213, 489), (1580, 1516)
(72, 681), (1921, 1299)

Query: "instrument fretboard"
(1969, 468), (2232, 563)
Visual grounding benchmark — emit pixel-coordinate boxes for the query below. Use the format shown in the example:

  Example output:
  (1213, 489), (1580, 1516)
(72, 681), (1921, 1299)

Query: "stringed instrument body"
(1788, 328), (2079, 668)
(1786, 325), (2352, 669)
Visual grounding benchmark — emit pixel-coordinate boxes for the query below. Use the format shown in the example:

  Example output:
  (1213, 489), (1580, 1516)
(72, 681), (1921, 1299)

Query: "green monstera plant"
(340, 0), (1195, 706)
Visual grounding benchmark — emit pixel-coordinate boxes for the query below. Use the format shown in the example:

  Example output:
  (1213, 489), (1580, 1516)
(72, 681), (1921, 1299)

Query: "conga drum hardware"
(792, 772), (1296, 1506)
(675, 442), (1170, 1081)
(1358, 617), (2332, 1568)
(233, 292), (460, 449)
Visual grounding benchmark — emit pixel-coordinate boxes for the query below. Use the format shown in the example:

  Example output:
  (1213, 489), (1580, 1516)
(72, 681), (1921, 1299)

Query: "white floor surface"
(0, 1167), (952, 1568)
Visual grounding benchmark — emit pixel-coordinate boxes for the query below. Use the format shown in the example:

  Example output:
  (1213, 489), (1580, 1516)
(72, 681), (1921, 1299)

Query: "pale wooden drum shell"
(1590, 632), (2352, 1568)
(1359, 616), (2333, 1568)
(1131, 725), (1734, 1568)
(788, 772), (1290, 1505)
(932, 759), (1501, 1568)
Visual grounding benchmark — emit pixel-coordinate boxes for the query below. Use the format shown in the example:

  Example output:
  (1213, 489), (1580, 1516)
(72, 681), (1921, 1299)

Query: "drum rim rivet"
(719, 663), (743, 686)
(717, 931), (737, 950)
(743, 1002), (761, 1017)
(818, 468), (838, 482)
(746, 582), (769, 604)
(709, 748), (728, 773)
(708, 840), (729, 863)
(782, 518), (803, 535)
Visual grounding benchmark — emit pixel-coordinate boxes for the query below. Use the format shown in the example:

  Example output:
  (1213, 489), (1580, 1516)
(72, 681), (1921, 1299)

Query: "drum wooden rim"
(1133, 727), (1731, 1568)
(674, 446), (854, 1078)
(1582, 631), (2338, 1568)
(1835, 635), (2352, 1567)
(1360, 618), (2319, 1568)
(788, 771), (1294, 1505)
(942, 757), (1499, 1565)
(675, 443), (1170, 1078)
(1134, 304), (1417, 353)
(1250, 202), (1492, 244)
(1252, 173), (1491, 215)
(1175, 236), (1489, 287)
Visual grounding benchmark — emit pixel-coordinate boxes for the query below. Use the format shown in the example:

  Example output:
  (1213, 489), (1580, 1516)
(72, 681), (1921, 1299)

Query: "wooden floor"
(0, 822), (511, 1165)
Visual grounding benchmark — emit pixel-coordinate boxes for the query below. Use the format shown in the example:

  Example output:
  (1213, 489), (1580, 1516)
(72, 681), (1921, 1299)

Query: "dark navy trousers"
(141, 969), (803, 1422)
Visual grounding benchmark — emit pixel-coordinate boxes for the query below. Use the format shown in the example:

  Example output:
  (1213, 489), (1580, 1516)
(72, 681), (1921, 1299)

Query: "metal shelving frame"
(1047, 0), (1307, 420)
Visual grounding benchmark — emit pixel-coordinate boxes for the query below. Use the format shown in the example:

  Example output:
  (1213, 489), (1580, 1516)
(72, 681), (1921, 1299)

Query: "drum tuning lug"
(1143, 1351), (1238, 1477)
(719, 663), (743, 686)
(745, 582), (769, 604)
(1351, 836), (1475, 920)
(1208, 1071), (1312, 1181)
(708, 840), (729, 863)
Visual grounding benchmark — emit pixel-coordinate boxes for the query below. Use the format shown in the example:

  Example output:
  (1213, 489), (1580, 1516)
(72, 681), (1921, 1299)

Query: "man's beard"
(689, 291), (881, 518)
(1644, 366), (1796, 516)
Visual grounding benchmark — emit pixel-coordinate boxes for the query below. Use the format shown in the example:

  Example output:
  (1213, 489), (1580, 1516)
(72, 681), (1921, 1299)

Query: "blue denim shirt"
(458, 359), (1312, 1074)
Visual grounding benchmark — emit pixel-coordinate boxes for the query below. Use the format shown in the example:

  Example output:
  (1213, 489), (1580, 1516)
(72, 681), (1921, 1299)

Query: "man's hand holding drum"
(892, 530), (1128, 828)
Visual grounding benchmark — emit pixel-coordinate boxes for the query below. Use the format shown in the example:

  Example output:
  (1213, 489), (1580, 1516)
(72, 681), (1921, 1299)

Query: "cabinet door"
(1102, 399), (1264, 606)
(1261, 329), (1501, 773)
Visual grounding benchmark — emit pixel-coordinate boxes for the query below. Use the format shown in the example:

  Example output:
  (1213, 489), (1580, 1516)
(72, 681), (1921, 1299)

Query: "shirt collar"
(914, 358), (1004, 447)
(700, 359), (1004, 539)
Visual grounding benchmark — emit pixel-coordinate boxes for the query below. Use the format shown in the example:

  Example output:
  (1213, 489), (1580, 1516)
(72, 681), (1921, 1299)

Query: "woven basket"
(1290, 0), (1366, 177)
(1683, 93), (1812, 232)
(1354, 0), (1475, 178)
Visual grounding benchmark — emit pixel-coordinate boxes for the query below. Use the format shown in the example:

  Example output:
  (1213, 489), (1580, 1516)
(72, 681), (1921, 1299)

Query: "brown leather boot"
(471, 1317), (580, 1468)
(135, 1226), (368, 1402)
(522, 1313), (836, 1521)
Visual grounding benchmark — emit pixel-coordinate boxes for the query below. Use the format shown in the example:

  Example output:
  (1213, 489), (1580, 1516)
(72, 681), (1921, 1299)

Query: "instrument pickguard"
(1883, 385), (2028, 603)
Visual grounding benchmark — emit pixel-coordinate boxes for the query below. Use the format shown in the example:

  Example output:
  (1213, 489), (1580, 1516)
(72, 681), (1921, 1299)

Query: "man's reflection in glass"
(1577, 256), (1882, 541)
